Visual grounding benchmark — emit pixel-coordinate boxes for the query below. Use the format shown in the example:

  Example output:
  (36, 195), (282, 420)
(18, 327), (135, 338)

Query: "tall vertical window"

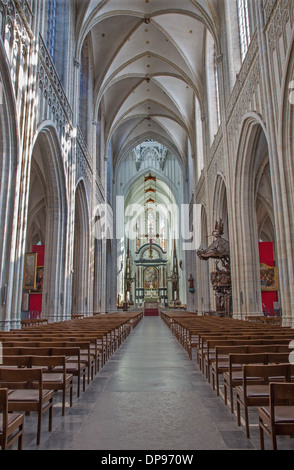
(237, 0), (251, 61)
(148, 213), (155, 241)
(47, 0), (57, 61)
(214, 53), (221, 127)
(160, 215), (166, 251)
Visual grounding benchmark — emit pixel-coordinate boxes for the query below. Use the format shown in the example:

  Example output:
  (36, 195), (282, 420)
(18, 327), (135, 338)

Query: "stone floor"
(6, 316), (294, 452)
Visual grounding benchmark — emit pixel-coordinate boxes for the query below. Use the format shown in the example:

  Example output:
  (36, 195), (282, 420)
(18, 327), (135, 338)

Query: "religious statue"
(167, 272), (178, 301)
(188, 274), (195, 293)
(212, 219), (224, 238)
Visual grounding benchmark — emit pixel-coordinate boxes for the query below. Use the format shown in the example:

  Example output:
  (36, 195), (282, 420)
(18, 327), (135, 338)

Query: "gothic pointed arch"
(28, 122), (69, 321)
(212, 174), (229, 241)
(0, 37), (20, 329)
(72, 178), (91, 315)
(196, 204), (210, 313)
(233, 115), (274, 318)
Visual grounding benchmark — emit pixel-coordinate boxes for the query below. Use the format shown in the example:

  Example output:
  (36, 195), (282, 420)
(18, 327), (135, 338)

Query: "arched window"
(46, 0), (69, 86)
(237, 0), (251, 61)
(47, 0), (57, 61)
(214, 53), (221, 127)
(205, 31), (221, 144)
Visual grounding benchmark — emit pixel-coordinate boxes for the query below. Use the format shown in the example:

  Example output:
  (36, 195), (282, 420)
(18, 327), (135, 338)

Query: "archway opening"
(116, 140), (188, 310)
(24, 127), (68, 322)
(72, 181), (90, 316)
(234, 120), (277, 318)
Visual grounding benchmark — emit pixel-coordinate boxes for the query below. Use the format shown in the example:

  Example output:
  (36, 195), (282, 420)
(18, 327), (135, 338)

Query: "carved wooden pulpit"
(197, 220), (232, 317)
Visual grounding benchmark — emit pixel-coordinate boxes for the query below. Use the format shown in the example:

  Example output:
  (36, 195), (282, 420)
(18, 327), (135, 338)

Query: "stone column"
(254, 1), (294, 326)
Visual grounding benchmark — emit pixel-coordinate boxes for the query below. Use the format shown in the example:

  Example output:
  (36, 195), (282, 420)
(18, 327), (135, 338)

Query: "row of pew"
(161, 310), (294, 450)
(0, 311), (143, 449)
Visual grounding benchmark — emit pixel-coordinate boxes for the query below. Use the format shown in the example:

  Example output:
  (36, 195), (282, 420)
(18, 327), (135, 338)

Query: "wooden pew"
(21, 319), (48, 328)
(201, 335), (294, 381)
(1, 340), (94, 386)
(258, 382), (294, 450)
(211, 344), (290, 396)
(223, 352), (291, 413)
(235, 363), (294, 438)
(1, 355), (73, 416)
(2, 346), (86, 398)
(1, 332), (107, 372)
(0, 388), (24, 450)
(0, 367), (54, 445)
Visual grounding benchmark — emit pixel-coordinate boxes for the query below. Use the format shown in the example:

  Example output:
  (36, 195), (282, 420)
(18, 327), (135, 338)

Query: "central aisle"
(35, 316), (257, 450)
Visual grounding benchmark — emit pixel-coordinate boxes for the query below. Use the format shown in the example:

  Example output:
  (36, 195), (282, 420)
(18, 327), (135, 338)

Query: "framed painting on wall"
(23, 252), (37, 290)
(22, 292), (30, 312)
(36, 266), (44, 292)
(260, 263), (279, 292)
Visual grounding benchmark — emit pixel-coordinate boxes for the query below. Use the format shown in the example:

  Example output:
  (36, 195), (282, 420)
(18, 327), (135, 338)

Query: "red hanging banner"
(258, 242), (278, 314)
(29, 245), (45, 316)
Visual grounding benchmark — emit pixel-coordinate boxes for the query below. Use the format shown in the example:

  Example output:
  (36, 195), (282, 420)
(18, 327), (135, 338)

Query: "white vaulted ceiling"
(75, 0), (220, 168)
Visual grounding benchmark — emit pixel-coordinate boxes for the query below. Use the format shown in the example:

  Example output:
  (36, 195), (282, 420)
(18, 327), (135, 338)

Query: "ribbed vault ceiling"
(76, 0), (220, 168)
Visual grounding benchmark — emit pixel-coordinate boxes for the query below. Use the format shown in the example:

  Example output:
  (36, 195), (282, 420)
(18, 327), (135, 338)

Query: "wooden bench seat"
(0, 388), (24, 450)
(1, 355), (73, 417)
(258, 382), (294, 450)
(2, 340), (94, 386)
(1, 333), (107, 372)
(2, 346), (86, 398)
(211, 345), (290, 396)
(187, 325), (270, 358)
(235, 363), (294, 438)
(21, 319), (48, 328)
(202, 336), (294, 381)
(223, 352), (291, 413)
(0, 368), (54, 445)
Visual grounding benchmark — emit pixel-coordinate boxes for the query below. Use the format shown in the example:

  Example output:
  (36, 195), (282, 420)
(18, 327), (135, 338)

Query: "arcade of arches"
(0, 0), (294, 330)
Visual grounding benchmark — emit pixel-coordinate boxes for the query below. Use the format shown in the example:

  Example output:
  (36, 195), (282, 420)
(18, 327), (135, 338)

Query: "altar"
(144, 301), (159, 317)
(144, 288), (159, 301)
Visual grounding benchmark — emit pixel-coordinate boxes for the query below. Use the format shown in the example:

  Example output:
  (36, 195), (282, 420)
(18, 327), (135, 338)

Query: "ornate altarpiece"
(134, 243), (168, 305)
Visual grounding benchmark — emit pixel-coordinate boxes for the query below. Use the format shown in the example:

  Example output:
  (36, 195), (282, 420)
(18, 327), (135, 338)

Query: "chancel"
(0, 0), (294, 452)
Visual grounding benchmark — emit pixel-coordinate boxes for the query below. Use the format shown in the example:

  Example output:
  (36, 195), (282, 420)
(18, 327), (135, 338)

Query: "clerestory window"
(47, 0), (57, 61)
(214, 53), (221, 127)
(237, 0), (251, 61)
